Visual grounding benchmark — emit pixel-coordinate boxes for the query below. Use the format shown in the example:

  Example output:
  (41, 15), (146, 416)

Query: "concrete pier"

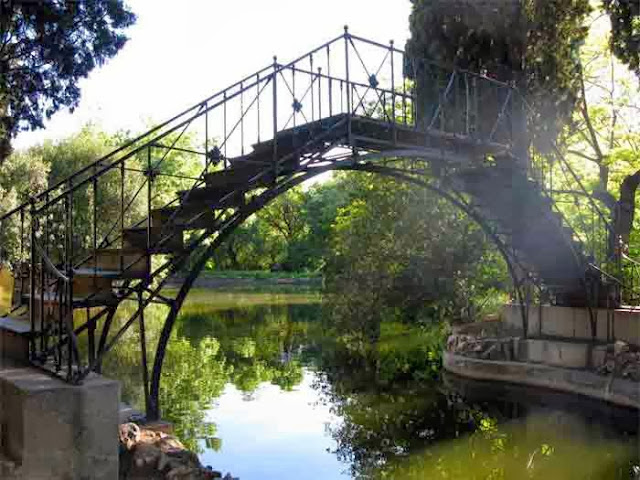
(0, 359), (120, 479)
(502, 304), (640, 346)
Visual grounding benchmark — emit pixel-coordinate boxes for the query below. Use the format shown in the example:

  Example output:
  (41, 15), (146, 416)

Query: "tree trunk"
(614, 169), (640, 250)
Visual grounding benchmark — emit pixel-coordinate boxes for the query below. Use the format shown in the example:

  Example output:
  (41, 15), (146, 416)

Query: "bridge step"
(178, 187), (245, 209)
(123, 227), (184, 254)
(22, 290), (119, 309)
(455, 165), (609, 306)
(76, 249), (149, 279)
(204, 166), (274, 189)
(151, 207), (218, 231)
(0, 316), (33, 363)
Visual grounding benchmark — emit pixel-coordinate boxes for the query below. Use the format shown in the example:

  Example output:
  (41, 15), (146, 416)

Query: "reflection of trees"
(317, 322), (486, 478)
(103, 295), (313, 450)
(158, 336), (228, 452)
(381, 414), (637, 480)
(318, 320), (639, 479)
(177, 302), (315, 393)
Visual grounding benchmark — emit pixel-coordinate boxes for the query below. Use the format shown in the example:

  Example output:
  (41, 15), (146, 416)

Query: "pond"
(104, 289), (640, 479)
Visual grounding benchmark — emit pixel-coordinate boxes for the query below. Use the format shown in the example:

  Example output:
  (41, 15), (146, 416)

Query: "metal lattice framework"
(0, 28), (633, 420)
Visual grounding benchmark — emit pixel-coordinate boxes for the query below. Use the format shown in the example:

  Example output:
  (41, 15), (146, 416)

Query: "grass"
(199, 270), (322, 280)
(171, 288), (323, 312)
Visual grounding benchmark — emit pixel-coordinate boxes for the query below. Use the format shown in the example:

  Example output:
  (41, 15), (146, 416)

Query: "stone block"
(0, 361), (120, 479)
(501, 304), (640, 346)
(517, 339), (589, 369)
(591, 345), (607, 368)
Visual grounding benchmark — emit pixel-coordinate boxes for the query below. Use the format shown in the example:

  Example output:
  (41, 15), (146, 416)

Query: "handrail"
(520, 95), (613, 234)
(588, 262), (622, 285)
(0, 63), (276, 223)
(33, 240), (69, 283)
(622, 253), (640, 266)
(2, 29), (520, 225)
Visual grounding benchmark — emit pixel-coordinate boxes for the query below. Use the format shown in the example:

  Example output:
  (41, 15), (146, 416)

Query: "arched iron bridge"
(0, 28), (630, 420)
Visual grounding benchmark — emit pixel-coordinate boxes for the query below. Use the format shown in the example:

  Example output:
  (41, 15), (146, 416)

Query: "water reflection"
(202, 371), (347, 479)
(103, 290), (639, 479)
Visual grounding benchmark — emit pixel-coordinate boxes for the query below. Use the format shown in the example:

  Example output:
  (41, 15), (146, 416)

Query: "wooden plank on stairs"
(76, 249), (149, 279)
(123, 227), (184, 254)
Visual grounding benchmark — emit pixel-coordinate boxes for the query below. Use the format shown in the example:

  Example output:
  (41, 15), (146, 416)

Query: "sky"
(15, 0), (413, 150)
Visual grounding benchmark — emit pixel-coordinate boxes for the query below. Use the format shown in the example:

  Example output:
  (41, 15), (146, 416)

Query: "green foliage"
(158, 335), (227, 452)
(0, 1), (136, 161)
(1, 125), (204, 265)
(102, 292), (318, 452)
(209, 179), (351, 273)
(406, 0), (592, 139)
(603, 0), (640, 77)
(324, 171), (509, 339)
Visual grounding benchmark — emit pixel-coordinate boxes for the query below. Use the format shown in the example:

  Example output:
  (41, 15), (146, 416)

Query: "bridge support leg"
(0, 361), (119, 479)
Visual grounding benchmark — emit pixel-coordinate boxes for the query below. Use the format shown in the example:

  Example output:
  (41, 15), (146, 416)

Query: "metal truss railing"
(0, 26), (621, 390)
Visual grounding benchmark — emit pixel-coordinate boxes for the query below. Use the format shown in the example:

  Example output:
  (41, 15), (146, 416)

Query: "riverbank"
(165, 271), (322, 291)
(444, 319), (640, 410)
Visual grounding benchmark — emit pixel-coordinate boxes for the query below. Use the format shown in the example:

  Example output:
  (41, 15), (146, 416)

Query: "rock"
(502, 341), (513, 361)
(481, 343), (500, 360)
(604, 359), (616, 374)
(119, 422), (232, 480)
(614, 341), (629, 356)
(591, 346), (607, 368)
(120, 423), (142, 450)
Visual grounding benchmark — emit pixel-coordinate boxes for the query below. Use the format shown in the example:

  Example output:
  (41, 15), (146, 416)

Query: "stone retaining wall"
(502, 304), (640, 346)
(443, 351), (640, 410)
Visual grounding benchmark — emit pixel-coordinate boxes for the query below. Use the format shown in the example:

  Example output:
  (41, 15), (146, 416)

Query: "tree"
(603, 0), (640, 77)
(557, 12), (640, 259)
(0, 1), (136, 163)
(406, 0), (592, 142)
(324, 171), (508, 344)
(1, 125), (202, 265)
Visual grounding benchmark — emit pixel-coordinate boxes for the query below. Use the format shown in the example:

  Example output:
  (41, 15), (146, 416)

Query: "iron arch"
(146, 157), (528, 420)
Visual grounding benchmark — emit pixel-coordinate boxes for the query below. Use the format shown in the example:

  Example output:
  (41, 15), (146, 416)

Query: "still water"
(105, 289), (640, 479)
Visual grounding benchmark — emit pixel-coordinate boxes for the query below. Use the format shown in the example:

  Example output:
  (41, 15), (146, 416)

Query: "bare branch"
(567, 149), (599, 163)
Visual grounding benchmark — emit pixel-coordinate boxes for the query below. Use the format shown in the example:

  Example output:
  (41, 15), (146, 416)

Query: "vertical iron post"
(205, 101), (209, 172)
(327, 45), (332, 117)
(66, 181), (74, 380)
(257, 73), (261, 143)
(139, 288), (150, 416)
(87, 307), (95, 367)
(93, 173), (98, 275)
(292, 67), (296, 128)
(120, 160), (125, 271)
(39, 210), (44, 354)
(146, 147), (152, 259)
(344, 26), (352, 146)
(272, 56), (279, 182)
(318, 67), (323, 121)
(223, 91), (228, 168)
(402, 53), (407, 125)
(29, 197), (36, 360)
(44, 193), (50, 354)
(310, 54), (315, 121)
(20, 207), (25, 262)
(240, 81), (245, 155)
(390, 40), (397, 144)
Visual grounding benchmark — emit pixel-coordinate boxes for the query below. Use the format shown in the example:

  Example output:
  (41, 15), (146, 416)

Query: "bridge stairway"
(454, 164), (610, 307)
(0, 128), (311, 370)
